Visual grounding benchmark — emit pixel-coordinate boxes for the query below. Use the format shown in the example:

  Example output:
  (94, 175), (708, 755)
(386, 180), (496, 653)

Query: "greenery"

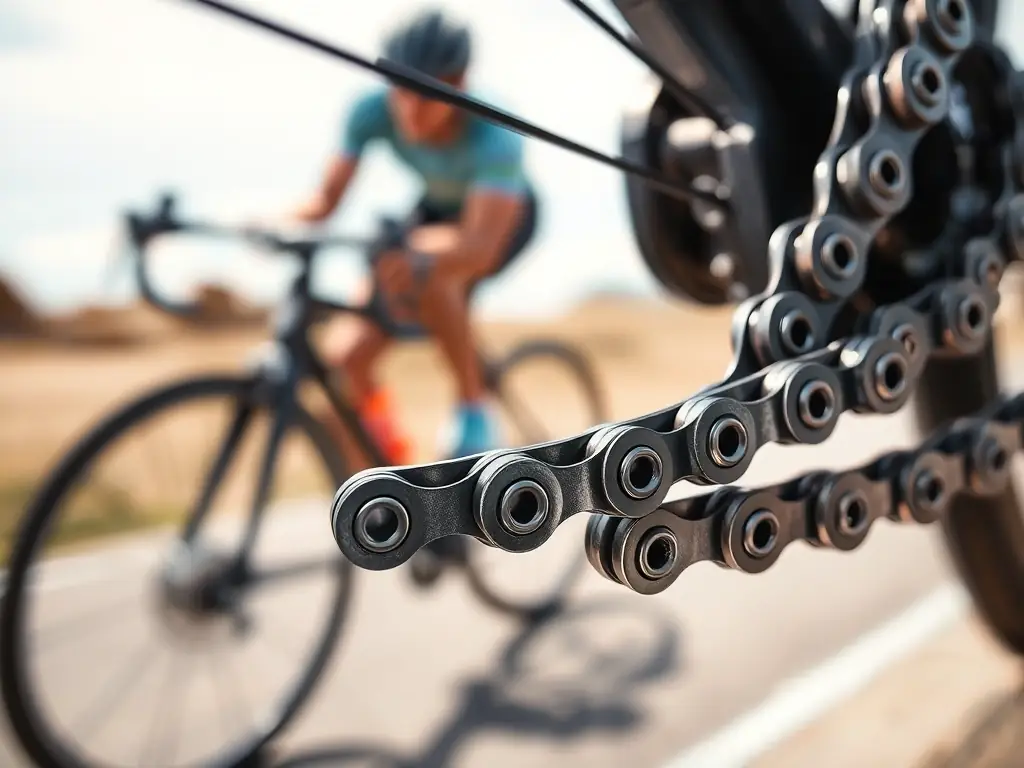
(0, 462), (330, 567)
(0, 476), (184, 566)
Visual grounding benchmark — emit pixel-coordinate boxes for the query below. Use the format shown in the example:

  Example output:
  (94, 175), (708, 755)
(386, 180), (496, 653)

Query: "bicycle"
(0, 192), (605, 768)
(167, 0), (1024, 686)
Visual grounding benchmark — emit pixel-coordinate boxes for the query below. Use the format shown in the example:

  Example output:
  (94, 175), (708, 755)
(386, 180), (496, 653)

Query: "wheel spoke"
(206, 647), (253, 741)
(138, 650), (187, 768)
(70, 640), (159, 739)
(31, 593), (139, 653)
(249, 555), (338, 590)
(251, 620), (307, 664)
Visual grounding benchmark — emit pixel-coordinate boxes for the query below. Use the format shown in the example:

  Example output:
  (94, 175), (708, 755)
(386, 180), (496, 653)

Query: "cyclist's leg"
(315, 202), (437, 470)
(474, 188), (539, 277)
(412, 191), (538, 456)
(408, 194), (537, 581)
(325, 315), (391, 404)
(411, 228), (487, 401)
(318, 313), (411, 469)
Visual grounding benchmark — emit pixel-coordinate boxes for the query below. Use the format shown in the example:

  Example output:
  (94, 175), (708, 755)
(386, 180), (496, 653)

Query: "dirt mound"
(22, 283), (269, 349)
(0, 277), (41, 337)
(44, 303), (176, 348)
(187, 283), (268, 329)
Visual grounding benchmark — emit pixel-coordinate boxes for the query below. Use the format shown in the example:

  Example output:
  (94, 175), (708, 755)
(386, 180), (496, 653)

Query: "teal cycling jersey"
(339, 88), (531, 213)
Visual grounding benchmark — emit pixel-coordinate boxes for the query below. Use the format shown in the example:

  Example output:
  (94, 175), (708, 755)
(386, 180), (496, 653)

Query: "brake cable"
(558, 0), (735, 130)
(176, 0), (730, 211)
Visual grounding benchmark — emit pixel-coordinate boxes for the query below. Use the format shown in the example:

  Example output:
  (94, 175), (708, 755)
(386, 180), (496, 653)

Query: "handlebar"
(122, 191), (380, 319)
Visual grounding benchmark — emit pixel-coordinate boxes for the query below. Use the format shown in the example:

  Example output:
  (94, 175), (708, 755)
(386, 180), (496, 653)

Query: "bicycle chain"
(586, 393), (1024, 593)
(330, 0), (1024, 592)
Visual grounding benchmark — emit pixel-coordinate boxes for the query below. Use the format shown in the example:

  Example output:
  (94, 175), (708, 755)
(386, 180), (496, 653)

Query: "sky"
(1, 0), (1021, 317)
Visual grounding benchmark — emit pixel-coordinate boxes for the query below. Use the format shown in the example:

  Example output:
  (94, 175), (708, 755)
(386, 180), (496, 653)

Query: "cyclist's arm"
(440, 192), (524, 274)
(435, 126), (529, 273)
(294, 91), (387, 223)
(294, 156), (358, 223)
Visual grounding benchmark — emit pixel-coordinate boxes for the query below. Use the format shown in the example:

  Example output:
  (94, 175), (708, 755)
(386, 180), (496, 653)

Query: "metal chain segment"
(329, 0), (1022, 586)
(586, 392), (1024, 594)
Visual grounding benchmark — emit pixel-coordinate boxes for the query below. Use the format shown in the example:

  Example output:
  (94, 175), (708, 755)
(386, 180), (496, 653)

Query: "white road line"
(664, 583), (970, 768)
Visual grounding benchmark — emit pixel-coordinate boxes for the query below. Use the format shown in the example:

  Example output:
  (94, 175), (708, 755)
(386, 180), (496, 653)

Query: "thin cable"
(559, 0), (733, 129)
(176, 0), (730, 210)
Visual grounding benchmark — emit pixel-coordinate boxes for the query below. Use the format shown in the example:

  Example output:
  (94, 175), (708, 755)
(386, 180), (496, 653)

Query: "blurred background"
(4, 1), (1024, 767)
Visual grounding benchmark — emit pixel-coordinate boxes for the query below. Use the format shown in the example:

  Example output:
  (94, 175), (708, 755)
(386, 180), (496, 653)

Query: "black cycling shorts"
(368, 189), (539, 340)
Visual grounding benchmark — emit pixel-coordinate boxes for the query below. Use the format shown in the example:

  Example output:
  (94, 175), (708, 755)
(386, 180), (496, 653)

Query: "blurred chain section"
(586, 393), (1024, 594)
(331, 0), (1024, 589)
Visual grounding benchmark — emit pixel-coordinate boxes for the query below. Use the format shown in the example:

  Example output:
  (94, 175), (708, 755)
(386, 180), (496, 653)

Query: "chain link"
(330, 0), (1024, 592)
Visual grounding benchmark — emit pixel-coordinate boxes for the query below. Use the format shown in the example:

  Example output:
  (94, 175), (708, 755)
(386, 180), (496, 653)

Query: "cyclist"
(292, 8), (539, 473)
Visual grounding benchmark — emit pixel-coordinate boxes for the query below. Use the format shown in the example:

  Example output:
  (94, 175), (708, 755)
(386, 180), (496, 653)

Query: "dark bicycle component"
(741, 509), (780, 559)
(706, 416), (748, 468)
(797, 380), (837, 430)
(836, 490), (871, 537)
(618, 0), (854, 305)
(636, 527), (679, 580)
(618, 446), (664, 500)
(472, 453), (563, 553)
(354, 496), (411, 553)
(498, 479), (550, 536)
(585, 393), (1024, 592)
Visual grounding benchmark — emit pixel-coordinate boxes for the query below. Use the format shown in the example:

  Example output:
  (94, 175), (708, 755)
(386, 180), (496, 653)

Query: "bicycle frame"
(161, 230), (506, 571)
(176, 247), (385, 567)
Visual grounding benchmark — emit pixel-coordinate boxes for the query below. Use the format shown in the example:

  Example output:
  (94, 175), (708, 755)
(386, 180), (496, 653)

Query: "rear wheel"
(464, 341), (607, 620)
(915, 339), (1024, 655)
(0, 375), (352, 768)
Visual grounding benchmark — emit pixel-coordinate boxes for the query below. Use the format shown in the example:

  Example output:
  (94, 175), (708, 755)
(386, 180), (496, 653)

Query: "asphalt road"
(1, 394), (973, 768)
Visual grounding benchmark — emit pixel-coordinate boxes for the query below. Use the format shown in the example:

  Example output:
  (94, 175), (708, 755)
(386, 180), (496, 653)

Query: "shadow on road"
(272, 596), (681, 768)
(918, 683), (1024, 768)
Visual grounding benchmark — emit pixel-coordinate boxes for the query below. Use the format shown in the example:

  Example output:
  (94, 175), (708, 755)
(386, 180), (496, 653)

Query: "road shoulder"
(753, 612), (1022, 768)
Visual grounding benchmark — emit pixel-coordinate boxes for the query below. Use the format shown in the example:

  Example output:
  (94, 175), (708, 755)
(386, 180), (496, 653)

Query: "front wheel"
(0, 374), (353, 768)
(465, 341), (607, 620)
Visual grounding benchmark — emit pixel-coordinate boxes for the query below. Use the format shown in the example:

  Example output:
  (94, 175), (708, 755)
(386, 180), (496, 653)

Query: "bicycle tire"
(465, 340), (606, 619)
(915, 340), (1024, 655)
(0, 374), (354, 768)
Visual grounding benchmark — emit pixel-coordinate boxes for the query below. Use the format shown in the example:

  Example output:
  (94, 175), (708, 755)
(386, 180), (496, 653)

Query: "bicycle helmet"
(381, 9), (472, 79)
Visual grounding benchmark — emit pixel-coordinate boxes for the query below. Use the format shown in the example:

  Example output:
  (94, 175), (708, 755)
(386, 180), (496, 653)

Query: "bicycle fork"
(169, 349), (301, 599)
